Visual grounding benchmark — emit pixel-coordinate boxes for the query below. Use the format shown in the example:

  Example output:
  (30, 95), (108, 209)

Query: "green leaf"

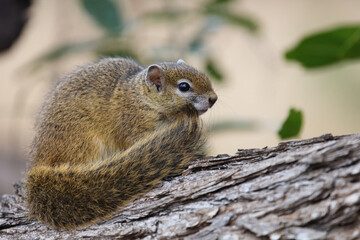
(207, 119), (256, 133)
(205, 59), (224, 82)
(189, 18), (222, 53)
(203, 7), (259, 32)
(278, 108), (303, 140)
(208, 0), (235, 6)
(189, 38), (203, 52)
(143, 10), (187, 22)
(220, 12), (258, 32)
(81, 0), (122, 33)
(27, 41), (97, 71)
(27, 38), (136, 71)
(285, 25), (360, 68)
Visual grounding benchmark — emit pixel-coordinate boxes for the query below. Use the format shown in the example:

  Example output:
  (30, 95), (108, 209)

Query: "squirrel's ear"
(177, 59), (186, 64)
(146, 64), (165, 91)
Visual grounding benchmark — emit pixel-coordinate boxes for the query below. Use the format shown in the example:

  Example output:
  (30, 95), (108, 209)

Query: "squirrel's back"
(32, 58), (143, 166)
(26, 57), (217, 229)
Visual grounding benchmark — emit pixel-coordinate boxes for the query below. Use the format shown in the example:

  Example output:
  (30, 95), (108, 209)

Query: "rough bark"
(1, 133), (360, 240)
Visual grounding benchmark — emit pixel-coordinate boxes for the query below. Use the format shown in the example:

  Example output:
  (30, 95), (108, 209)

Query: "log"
(1, 133), (360, 240)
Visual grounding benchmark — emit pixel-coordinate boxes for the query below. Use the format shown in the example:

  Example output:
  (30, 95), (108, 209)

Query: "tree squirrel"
(25, 57), (217, 230)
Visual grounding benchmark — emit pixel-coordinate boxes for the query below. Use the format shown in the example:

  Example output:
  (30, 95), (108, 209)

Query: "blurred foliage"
(286, 25), (360, 68)
(31, 0), (258, 78)
(283, 24), (360, 139)
(81, 0), (123, 33)
(278, 108), (303, 140)
(205, 58), (224, 82)
(207, 119), (256, 133)
(202, 0), (258, 32)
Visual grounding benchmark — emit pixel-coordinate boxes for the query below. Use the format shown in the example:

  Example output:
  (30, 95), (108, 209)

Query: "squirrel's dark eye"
(178, 82), (191, 92)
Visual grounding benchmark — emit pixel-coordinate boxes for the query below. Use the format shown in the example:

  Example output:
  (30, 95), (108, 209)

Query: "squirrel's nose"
(208, 96), (218, 108)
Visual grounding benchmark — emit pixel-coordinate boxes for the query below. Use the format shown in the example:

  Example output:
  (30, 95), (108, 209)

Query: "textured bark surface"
(1, 133), (360, 240)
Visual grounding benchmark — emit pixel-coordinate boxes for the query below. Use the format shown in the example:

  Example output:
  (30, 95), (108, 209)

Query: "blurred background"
(1, 0), (360, 196)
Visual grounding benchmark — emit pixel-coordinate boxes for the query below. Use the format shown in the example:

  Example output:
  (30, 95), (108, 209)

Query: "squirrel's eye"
(178, 82), (191, 92)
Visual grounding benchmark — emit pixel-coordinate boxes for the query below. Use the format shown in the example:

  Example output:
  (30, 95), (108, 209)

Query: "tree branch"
(1, 133), (360, 239)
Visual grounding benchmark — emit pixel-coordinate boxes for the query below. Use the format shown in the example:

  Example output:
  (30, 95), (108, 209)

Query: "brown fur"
(25, 57), (216, 230)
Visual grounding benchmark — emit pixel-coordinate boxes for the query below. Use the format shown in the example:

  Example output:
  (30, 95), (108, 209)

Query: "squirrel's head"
(145, 59), (217, 115)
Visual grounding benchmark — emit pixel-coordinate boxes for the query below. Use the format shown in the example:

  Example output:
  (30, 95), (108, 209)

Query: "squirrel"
(25, 57), (217, 230)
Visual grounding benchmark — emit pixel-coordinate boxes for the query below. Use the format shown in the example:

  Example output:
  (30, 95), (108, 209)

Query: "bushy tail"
(25, 114), (205, 230)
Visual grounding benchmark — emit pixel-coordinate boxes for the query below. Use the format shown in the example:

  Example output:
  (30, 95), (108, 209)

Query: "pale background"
(1, 0), (360, 195)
